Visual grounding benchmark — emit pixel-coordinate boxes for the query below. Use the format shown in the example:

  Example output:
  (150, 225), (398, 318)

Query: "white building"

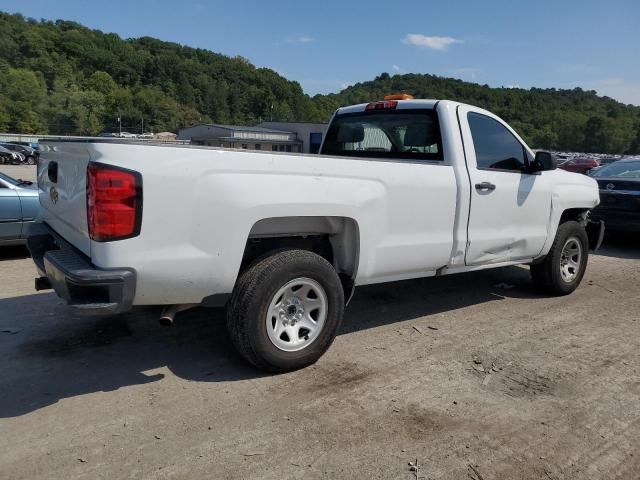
(178, 124), (302, 152)
(257, 122), (327, 153)
(178, 122), (328, 153)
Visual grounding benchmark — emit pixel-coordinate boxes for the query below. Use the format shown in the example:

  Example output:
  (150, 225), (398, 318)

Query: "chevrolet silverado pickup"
(27, 96), (604, 372)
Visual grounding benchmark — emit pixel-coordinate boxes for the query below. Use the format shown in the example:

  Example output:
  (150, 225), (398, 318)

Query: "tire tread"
(226, 249), (343, 372)
(531, 220), (588, 295)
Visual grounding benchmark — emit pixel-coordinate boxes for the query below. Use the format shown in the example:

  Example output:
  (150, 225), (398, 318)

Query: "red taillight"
(365, 100), (398, 111)
(87, 163), (142, 242)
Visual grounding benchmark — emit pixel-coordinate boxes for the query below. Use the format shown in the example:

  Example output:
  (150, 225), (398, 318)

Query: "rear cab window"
(321, 109), (443, 162)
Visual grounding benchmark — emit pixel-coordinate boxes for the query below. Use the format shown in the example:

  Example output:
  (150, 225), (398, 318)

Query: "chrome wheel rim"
(266, 277), (328, 352)
(560, 237), (582, 283)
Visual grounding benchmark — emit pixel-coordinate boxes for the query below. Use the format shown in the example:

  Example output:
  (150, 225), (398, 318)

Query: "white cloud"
(403, 34), (463, 51)
(391, 65), (403, 73)
(285, 35), (314, 44)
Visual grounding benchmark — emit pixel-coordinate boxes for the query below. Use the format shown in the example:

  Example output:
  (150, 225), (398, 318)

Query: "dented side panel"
(456, 105), (553, 265)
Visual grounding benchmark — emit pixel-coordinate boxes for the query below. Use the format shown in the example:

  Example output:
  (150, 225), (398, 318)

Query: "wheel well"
(240, 216), (360, 298)
(559, 208), (589, 226)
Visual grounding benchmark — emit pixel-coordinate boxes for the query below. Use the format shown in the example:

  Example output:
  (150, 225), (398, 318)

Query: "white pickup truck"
(28, 97), (604, 372)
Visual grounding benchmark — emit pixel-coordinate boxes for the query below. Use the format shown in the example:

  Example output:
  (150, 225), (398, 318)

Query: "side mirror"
(531, 151), (557, 172)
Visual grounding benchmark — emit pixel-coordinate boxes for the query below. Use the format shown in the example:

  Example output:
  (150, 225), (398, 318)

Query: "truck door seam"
(456, 105), (473, 266)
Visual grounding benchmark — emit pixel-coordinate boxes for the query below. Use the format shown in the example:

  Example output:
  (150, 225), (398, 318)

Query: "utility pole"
(141, 117), (144, 135)
(117, 115), (122, 136)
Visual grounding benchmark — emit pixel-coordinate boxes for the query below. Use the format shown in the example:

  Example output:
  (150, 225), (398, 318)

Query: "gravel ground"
(1, 165), (639, 479)
(0, 164), (38, 183)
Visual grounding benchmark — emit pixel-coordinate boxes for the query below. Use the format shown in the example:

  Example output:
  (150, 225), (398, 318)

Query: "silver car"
(0, 172), (39, 245)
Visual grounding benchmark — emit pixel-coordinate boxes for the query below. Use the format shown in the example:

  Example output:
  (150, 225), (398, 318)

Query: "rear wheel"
(226, 249), (344, 372)
(531, 220), (588, 295)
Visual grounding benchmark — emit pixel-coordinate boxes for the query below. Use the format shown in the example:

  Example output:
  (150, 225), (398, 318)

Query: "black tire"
(531, 220), (589, 295)
(226, 249), (345, 372)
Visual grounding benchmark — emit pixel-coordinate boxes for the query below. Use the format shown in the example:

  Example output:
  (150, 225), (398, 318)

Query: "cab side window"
(468, 112), (528, 172)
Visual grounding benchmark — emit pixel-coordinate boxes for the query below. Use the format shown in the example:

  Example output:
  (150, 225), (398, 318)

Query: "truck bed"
(36, 138), (459, 305)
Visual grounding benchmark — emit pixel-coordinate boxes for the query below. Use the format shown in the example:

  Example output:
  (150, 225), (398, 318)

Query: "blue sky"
(1, 0), (639, 104)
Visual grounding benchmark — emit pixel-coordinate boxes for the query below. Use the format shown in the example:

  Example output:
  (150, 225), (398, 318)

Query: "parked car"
(590, 158), (640, 232)
(10, 140), (40, 151)
(0, 146), (12, 165)
(138, 132), (154, 139)
(558, 157), (599, 174)
(599, 157), (620, 165)
(118, 132), (136, 138)
(27, 97), (602, 372)
(0, 172), (39, 245)
(589, 156), (622, 176)
(0, 142), (38, 165)
(0, 145), (24, 165)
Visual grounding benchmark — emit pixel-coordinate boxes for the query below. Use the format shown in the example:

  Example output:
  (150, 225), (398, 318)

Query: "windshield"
(321, 109), (443, 161)
(591, 160), (640, 178)
(0, 143), (20, 151)
(0, 172), (19, 186)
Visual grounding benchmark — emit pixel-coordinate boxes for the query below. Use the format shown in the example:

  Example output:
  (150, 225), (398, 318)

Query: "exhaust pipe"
(159, 303), (198, 326)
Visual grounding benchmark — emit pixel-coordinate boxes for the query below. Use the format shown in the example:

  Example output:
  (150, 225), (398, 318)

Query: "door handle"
(475, 181), (496, 192)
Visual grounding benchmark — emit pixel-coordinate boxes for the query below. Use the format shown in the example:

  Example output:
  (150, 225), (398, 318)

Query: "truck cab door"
(0, 183), (22, 240)
(457, 105), (552, 265)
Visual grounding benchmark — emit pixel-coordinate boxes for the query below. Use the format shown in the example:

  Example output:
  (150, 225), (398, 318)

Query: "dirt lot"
(1, 164), (38, 182)
(1, 165), (639, 479)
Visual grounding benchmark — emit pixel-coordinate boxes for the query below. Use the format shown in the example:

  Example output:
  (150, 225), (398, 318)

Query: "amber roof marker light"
(383, 94), (414, 100)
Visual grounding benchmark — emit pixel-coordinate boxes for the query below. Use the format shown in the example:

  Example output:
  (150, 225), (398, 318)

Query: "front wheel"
(530, 220), (589, 295)
(226, 249), (345, 372)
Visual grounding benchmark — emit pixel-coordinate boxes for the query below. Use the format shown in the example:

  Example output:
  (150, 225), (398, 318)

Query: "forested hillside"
(1, 12), (639, 153)
(0, 12), (323, 135)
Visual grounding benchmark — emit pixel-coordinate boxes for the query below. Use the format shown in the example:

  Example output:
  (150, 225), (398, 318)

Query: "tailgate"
(37, 141), (92, 255)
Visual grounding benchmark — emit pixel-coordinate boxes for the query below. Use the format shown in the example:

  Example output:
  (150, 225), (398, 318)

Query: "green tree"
(68, 90), (105, 135)
(0, 66), (47, 132)
(86, 71), (118, 97)
(0, 105), (11, 131)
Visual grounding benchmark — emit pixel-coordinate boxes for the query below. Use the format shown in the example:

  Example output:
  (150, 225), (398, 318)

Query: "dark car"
(590, 158), (640, 232)
(599, 157), (620, 165)
(10, 140), (39, 151)
(0, 145), (24, 165)
(558, 157), (600, 174)
(0, 142), (38, 164)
